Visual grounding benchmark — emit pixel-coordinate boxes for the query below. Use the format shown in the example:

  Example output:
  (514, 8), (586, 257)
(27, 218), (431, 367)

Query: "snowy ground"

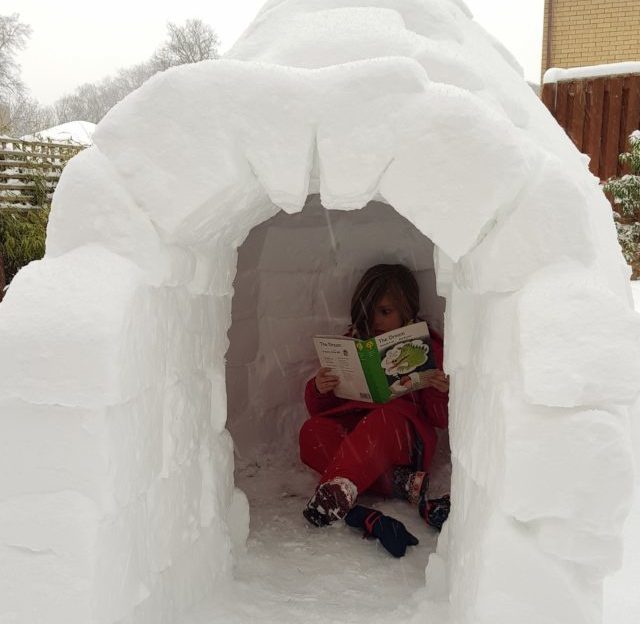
(183, 288), (640, 624)
(184, 457), (444, 624)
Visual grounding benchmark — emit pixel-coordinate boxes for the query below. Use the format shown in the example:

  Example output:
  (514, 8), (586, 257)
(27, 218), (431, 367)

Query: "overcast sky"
(5, 0), (545, 105)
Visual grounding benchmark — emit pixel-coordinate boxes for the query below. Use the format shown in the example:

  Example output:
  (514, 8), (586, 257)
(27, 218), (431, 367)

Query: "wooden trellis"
(0, 138), (84, 211)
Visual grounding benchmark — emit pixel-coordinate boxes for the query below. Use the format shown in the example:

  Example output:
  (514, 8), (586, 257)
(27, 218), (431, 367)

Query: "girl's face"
(371, 294), (405, 336)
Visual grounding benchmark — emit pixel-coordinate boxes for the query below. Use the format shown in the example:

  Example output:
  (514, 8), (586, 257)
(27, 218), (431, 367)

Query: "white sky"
(5, 0), (545, 105)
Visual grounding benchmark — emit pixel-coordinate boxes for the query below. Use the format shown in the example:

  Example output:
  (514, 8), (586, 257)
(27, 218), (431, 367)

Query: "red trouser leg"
(299, 416), (351, 476)
(318, 405), (414, 495)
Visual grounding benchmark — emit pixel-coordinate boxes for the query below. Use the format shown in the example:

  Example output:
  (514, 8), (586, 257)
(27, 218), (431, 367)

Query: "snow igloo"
(1, 1), (640, 623)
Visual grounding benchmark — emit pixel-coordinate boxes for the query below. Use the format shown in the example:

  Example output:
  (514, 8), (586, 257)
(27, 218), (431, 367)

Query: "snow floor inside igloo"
(183, 446), (451, 624)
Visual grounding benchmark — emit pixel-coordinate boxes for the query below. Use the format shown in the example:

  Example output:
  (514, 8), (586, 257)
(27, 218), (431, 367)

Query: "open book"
(313, 321), (437, 404)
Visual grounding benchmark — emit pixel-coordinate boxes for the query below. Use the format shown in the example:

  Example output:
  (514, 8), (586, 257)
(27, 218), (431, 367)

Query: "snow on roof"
(543, 61), (640, 84)
(21, 121), (96, 146)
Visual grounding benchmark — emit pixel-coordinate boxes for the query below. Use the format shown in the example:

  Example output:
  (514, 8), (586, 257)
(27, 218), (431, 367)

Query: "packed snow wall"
(1, 1), (640, 623)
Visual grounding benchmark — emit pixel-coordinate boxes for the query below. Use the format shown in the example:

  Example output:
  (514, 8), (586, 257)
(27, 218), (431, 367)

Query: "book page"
(313, 336), (373, 402)
(374, 322), (437, 398)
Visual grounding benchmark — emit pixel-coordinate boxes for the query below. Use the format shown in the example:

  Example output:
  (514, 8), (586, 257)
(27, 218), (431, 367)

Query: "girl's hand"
(315, 367), (340, 394)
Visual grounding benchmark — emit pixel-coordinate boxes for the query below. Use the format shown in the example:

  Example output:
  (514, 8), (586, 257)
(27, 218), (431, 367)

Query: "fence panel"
(542, 73), (640, 181)
(0, 138), (84, 211)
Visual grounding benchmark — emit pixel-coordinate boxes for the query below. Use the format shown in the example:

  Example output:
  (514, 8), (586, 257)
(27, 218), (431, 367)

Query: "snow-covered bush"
(604, 130), (640, 278)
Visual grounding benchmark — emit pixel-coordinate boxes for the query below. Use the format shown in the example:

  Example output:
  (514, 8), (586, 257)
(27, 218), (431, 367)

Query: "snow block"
(414, 41), (485, 91)
(165, 294), (227, 379)
(0, 246), (153, 407)
(258, 271), (317, 318)
(146, 429), (234, 574)
(518, 265), (640, 407)
(473, 513), (601, 624)
(458, 156), (597, 293)
(532, 520), (624, 573)
(434, 245), (454, 299)
(246, 351), (307, 412)
(312, 269), (357, 320)
(229, 7), (418, 70)
(317, 59), (430, 210)
(257, 316), (330, 366)
(504, 404), (633, 528)
(258, 224), (336, 272)
(0, 399), (109, 505)
(106, 387), (165, 508)
(0, 492), (150, 623)
(442, 285), (475, 373)
(0, 386), (166, 512)
(190, 237), (242, 297)
(503, 401), (633, 571)
(92, 499), (153, 621)
(151, 520), (232, 624)
(46, 148), (164, 280)
(227, 488), (250, 555)
(0, 492), (100, 624)
(448, 368), (505, 493)
(146, 458), (204, 574)
(333, 218), (436, 270)
(209, 369), (229, 433)
(199, 430), (235, 528)
(95, 62), (311, 237)
(449, 457), (602, 624)
(444, 286), (518, 379)
(379, 85), (535, 261)
(162, 374), (212, 476)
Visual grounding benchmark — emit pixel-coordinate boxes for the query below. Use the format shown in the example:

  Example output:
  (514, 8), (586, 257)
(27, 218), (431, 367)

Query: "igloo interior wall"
(226, 195), (446, 461)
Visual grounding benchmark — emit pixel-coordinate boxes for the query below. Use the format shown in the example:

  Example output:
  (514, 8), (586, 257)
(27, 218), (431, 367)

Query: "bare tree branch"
(0, 13), (32, 101)
(52, 18), (220, 125)
(151, 19), (220, 70)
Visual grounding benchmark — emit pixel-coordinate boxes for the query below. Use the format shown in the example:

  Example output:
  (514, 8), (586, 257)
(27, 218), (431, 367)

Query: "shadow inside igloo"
(220, 196), (451, 619)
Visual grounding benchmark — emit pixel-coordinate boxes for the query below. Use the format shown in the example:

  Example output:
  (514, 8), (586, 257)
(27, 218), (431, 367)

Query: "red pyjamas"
(299, 330), (448, 496)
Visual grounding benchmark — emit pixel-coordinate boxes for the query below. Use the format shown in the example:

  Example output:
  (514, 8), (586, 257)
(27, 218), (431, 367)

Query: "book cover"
(313, 321), (437, 403)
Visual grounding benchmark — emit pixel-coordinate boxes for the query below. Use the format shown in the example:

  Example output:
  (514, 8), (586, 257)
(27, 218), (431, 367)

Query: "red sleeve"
(420, 329), (449, 429)
(420, 387), (449, 429)
(304, 377), (346, 417)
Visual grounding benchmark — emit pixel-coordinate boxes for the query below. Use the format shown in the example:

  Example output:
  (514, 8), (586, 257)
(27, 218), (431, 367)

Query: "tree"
(151, 18), (220, 70)
(0, 93), (55, 136)
(604, 131), (640, 279)
(0, 14), (57, 137)
(0, 13), (31, 101)
(53, 19), (220, 125)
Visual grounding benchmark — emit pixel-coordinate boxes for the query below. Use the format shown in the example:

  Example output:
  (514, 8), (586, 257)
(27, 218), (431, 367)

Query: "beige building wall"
(542, 0), (640, 75)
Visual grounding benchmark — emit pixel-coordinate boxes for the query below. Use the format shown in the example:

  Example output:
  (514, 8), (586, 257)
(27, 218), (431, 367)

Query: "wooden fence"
(0, 138), (84, 211)
(541, 73), (640, 181)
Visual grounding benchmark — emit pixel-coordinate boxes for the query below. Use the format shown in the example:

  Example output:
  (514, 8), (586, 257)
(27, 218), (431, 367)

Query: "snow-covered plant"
(604, 131), (640, 278)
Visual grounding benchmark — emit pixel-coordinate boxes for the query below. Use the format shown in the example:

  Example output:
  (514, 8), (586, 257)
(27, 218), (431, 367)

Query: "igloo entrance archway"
(226, 196), (447, 461)
(1, 1), (640, 623)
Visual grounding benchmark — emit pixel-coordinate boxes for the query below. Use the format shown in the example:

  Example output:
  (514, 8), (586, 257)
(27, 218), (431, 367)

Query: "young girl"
(300, 264), (450, 529)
